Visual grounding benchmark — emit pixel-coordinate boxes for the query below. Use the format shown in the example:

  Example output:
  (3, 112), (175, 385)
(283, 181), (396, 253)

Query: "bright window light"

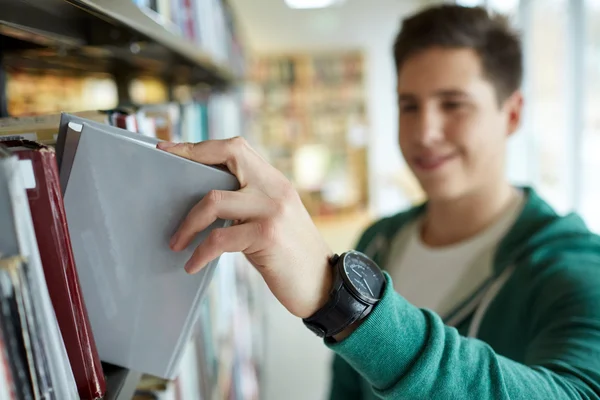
(488, 0), (519, 13)
(284, 0), (346, 9)
(455, 0), (485, 6)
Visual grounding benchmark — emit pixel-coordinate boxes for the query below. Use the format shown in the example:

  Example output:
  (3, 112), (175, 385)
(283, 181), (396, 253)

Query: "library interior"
(1, 0), (600, 399)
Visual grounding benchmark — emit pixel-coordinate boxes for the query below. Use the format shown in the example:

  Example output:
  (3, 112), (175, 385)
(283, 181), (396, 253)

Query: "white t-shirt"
(388, 195), (525, 319)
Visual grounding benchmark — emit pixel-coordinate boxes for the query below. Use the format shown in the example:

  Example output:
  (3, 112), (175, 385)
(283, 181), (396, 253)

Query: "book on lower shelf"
(0, 145), (79, 399)
(2, 140), (106, 399)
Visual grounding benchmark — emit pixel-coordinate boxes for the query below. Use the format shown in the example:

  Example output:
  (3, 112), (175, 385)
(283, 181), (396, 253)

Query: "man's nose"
(415, 106), (444, 146)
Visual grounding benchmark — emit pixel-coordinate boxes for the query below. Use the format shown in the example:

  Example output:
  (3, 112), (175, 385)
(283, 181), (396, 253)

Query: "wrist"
(301, 250), (335, 319)
(302, 251), (386, 338)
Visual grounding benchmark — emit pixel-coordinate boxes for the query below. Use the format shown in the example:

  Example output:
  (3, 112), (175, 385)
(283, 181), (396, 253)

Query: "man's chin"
(418, 179), (467, 203)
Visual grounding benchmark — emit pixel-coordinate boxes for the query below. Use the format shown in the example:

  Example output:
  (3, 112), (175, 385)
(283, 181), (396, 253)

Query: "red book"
(3, 140), (106, 400)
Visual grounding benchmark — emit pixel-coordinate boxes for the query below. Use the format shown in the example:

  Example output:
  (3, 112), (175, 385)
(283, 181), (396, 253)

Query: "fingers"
(157, 137), (264, 187)
(170, 189), (272, 252)
(184, 222), (260, 274)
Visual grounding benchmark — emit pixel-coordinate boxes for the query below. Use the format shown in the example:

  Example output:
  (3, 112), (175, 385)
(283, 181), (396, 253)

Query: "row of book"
(6, 71), (118, 118)
(247, 52), (369, 217)
(5, 70), (184, 119)
(250, 53), (364, 86)
(132, 0), (245, 75)
(0, 136), (103, 399)
(0, 93), (240, 146)
(134, 253), (263, 400)
(0, 92), (262, 399)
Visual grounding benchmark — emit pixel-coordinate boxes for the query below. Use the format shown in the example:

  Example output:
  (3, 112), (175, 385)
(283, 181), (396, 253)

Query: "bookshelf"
(247, 52), (369, 218)
(0, 1), (264, 400)
(0, 0), (237, 89)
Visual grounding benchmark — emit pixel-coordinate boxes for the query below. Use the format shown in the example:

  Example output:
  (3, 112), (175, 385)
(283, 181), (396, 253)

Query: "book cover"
(3, 140), (106, 400)
(55, 114), (240, 379)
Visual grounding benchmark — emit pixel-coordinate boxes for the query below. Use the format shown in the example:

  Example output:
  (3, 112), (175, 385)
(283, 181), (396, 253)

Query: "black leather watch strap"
(303, 277), (371, 338)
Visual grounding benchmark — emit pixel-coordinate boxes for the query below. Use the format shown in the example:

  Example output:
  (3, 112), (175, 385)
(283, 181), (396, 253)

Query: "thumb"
(156, 141), (178, 150)
(157, 142), (195, 159)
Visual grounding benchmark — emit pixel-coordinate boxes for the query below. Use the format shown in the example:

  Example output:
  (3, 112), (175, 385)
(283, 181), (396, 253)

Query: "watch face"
(342, 251), (385, 303)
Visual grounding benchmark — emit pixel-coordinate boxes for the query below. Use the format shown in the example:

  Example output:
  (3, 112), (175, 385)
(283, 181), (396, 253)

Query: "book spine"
(181, 0), (196, 42)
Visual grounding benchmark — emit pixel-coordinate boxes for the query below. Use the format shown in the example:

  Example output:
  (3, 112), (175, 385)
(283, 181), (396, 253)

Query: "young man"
(159, 4), (600, 399)
(328, 4), (600, 399)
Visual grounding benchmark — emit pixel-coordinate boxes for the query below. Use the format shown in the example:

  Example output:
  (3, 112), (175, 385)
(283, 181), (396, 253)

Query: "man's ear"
(504, 90), (524, 137)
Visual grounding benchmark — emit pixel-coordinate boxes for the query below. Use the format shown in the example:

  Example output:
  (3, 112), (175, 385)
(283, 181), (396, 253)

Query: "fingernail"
(184, 261), (205, 274)
(170, 233), (179, 250)
(158, 141), (177, 150)
(184, 260), (194, 273)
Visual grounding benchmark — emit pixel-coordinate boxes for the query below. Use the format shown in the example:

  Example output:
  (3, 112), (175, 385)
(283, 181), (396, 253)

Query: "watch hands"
(362, 277), (375, 297)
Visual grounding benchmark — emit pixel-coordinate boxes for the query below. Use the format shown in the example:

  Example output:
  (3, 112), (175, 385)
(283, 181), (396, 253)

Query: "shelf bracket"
(112, 65), (134, 106)
(0, 52), (9, 118)
(102, 362), (142, 400)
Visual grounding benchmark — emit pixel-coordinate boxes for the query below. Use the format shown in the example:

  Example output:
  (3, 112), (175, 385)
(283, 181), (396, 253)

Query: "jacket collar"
(373, 186), (579, 277)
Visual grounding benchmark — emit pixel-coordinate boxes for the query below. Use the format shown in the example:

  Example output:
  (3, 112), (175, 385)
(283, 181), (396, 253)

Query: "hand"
(157, 138), (334, 319)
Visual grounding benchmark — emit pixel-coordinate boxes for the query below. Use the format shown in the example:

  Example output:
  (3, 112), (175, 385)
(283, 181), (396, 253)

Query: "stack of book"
(0, 140), (102, 399)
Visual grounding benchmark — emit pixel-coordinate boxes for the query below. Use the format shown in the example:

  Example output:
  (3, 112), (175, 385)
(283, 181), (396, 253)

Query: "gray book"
(55, 114), (239, 379)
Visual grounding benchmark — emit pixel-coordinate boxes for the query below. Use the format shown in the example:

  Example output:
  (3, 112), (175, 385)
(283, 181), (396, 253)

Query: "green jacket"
(328, 187), (600, 399)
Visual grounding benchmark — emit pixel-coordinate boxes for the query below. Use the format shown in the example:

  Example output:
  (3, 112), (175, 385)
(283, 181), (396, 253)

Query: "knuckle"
(271, 196), (286, 216)
(205, 190), (222, 207)
(224, 137), (247, 177)
(182, 142), (196, 155)
(272, 202), (285, 218)
(280, 181), (298, 202)
(208, 228), (226, 247)
(257, 220), (277, 245)
(227, 136), (248, 152)
(272, 182), (299, 217)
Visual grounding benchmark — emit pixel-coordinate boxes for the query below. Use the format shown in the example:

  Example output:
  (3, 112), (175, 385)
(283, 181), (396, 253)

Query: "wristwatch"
(303, 250), (386, 338)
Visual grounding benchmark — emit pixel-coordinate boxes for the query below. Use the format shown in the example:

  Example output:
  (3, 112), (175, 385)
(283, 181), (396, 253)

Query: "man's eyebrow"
(433, 89), (470, 97)
(398, 89), (470, 101)
(398, 93), (417, 102)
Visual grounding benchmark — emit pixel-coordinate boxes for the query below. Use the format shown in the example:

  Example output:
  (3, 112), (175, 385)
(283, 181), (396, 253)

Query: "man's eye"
(442, 101), (464, 111)
(400, 104), (418, 113)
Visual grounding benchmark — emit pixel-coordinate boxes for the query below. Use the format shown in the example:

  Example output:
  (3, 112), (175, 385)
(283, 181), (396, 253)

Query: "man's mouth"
(413, 153), (458, 171)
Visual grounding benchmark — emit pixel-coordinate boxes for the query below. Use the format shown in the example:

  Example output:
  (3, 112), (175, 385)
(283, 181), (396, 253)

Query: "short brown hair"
(394, 5), (522, 103)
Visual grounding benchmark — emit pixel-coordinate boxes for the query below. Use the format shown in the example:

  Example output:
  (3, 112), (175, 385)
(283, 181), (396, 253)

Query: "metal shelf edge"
(67, 0), (236, 83)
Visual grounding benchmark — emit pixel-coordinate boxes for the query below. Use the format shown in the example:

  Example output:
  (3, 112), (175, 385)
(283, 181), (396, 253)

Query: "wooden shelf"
(0, 0), (235, 88)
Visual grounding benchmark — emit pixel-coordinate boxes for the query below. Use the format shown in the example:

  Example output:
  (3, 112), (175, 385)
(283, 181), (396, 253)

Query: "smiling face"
(397, 47), (523, 201)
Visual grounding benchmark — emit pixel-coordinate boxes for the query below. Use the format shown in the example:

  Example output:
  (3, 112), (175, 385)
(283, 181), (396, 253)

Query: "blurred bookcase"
(0, 0), (265, 399)
(246, 52), (370, 218)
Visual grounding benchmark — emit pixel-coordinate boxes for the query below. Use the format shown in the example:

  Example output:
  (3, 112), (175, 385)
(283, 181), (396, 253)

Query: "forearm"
(327, 274), (600, 399)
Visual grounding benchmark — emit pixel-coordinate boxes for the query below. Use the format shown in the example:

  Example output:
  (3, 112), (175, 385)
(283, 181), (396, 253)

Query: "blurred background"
(2, 0), (600, 399)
